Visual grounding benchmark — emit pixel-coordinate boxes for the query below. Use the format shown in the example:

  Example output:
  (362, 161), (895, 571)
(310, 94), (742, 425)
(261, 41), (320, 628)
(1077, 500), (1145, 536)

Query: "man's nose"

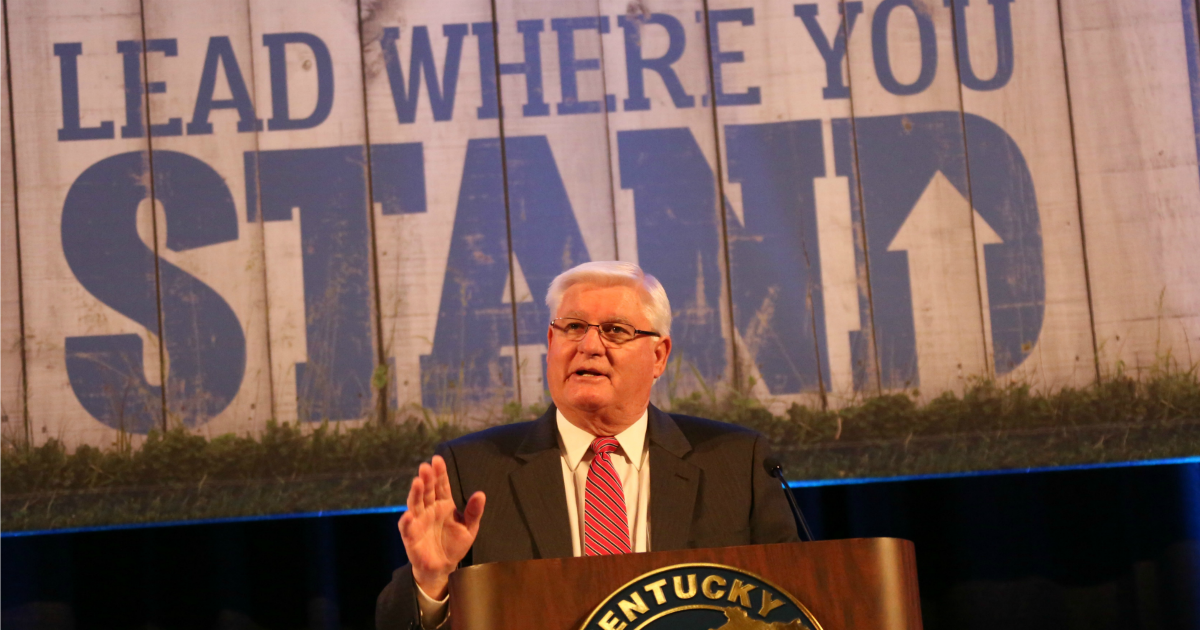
(578, 325), (606, 353)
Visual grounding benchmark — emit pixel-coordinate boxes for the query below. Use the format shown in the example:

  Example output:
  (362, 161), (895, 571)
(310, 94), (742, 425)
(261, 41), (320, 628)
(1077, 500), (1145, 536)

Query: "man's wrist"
(413, 570), (450, 600)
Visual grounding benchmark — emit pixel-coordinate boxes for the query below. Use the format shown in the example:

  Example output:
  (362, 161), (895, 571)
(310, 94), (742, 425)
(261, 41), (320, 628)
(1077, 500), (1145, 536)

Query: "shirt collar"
(556, 408), (648, 472)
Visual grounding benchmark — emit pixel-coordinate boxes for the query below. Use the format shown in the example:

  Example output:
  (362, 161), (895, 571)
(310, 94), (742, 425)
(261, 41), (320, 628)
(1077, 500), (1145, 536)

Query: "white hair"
(545, 261), (672, 337)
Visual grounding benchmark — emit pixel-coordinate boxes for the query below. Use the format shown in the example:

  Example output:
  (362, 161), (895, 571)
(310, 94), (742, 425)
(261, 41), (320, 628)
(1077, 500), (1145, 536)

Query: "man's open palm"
(398, 455), (486, 599)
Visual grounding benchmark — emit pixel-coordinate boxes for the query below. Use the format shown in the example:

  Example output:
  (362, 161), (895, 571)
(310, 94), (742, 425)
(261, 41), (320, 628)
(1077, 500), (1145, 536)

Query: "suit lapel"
(510, 407), (573, 559)
(648, 405), (700, 551)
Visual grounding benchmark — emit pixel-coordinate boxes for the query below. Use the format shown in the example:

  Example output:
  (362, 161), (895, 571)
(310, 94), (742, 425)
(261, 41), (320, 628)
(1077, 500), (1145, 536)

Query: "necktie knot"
(591, 436), (620, 456)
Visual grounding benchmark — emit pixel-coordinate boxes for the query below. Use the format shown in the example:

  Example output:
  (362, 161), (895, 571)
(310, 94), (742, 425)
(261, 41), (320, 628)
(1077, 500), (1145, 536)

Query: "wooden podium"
(448, 538), (923, 629)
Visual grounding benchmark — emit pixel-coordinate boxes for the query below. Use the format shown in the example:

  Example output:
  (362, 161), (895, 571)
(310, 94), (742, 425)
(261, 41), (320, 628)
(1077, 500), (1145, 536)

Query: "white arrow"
(887, 171), (1002, 395)
(501, 255), (534, 304)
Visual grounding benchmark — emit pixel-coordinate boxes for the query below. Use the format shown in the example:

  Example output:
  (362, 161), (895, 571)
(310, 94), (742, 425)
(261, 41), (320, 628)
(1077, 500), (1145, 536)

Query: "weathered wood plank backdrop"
(9, 0), (160, 448)
(964, 0), (1093, 390)
(0, 9), (21, 441)
(1060, 0), (1200, 376)
(1, 0), (1197, 449)
(846, 0), (987, 398)
(142, 0), (274, 438)
(251, 0), (381, 428)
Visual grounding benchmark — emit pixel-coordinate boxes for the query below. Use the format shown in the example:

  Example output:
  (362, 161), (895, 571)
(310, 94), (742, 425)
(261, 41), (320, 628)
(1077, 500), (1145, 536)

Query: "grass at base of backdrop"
(3, 371), (1198, 532)
(0, 412), (472, 532)
(677, 369), (1200, 480)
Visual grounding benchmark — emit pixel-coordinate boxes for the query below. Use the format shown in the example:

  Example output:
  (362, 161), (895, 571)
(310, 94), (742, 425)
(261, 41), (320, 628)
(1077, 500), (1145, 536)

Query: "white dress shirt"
(555, 408), (652, 555)
(417, 409), (652, 628)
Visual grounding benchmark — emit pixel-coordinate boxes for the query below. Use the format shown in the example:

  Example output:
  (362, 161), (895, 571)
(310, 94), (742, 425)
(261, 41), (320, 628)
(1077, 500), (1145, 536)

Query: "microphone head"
(762, 457), (783, 476)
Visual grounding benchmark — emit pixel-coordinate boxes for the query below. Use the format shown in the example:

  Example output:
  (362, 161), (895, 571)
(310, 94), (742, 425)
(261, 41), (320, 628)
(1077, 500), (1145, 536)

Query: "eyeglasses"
(550, 317), (661, 345)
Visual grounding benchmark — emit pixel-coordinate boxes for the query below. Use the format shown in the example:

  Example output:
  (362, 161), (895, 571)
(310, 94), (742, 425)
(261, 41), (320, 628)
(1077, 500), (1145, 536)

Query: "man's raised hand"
(398, 455), (486, 600)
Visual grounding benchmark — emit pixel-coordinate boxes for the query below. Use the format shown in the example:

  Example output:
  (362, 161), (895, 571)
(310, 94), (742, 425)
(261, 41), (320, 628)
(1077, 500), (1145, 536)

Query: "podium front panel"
(449, 538), (922, 630)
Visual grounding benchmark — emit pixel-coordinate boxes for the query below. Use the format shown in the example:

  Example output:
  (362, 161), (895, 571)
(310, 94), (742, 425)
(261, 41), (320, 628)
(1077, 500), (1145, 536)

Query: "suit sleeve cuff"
(415, 582), (450, 629)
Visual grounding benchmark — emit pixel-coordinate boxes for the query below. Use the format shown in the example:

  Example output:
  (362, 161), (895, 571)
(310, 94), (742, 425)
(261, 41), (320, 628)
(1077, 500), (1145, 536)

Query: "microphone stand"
(764, 457), (816, 542)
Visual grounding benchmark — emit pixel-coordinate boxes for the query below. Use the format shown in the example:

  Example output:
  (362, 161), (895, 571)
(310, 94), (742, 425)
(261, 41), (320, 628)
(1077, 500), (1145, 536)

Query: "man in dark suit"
(376, 262), (798, 630)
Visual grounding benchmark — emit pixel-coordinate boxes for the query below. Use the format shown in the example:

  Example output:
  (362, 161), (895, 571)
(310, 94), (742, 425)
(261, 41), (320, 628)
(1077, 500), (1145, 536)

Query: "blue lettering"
(421, 135), (588, 407)
(872, 0), (938, 96)
(188, 36), (262, 134)
(617, 128), (725, 384)
(472, 21), (554, 119)
(371, 143), (427, 216)
(794, 2), (864, 99)
(117, 39), (182, 138)
(152, 152), (247, 424)
(381, 24), (469, 123)
(420, 138), (515, 409)
(708, 9), (761, 106)
(262, 33), (334, 131)
(473, 21), (551, 118)
(247, 146), (376, 420)
(831, 119), (877, 391)
(507, 136), (590, 399)
(62, 151), (245, 432)
(725, 121), (829, 394)
(502, 20), (551, 117)
(552, 16), (615, 115)
(472, 22), (501, 120)
(63, 153), (162, 432)
(946, 0), (1015, 91)
(961, 113), (1043, 372)
(847, 113), (945, 388)
(53, 43), (115, 141)
(618, 14), (694, 111)
(116, 40), (142, 138)
(370, 142), (428, 407)
(844, 112), (1044, 386)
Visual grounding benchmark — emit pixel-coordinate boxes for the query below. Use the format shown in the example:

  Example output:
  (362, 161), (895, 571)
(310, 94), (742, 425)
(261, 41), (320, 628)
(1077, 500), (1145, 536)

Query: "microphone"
(763, 457), (816, 542)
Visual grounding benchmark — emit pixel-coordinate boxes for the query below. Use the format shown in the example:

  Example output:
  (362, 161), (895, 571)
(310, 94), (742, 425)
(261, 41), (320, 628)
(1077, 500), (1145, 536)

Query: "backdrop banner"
(2, 0), (1198, 532)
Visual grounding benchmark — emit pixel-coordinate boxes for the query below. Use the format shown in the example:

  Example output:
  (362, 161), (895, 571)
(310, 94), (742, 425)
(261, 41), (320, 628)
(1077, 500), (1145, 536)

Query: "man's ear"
(652, 336), (672, 378)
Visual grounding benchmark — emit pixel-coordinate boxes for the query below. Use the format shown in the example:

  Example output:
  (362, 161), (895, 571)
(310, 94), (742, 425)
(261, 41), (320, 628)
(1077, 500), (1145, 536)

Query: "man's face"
(546, 283), (671, 432)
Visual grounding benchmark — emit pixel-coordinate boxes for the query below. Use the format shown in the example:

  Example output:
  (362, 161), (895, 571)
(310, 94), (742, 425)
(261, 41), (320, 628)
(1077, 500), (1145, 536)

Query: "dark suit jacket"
(375, 404), (799, 629)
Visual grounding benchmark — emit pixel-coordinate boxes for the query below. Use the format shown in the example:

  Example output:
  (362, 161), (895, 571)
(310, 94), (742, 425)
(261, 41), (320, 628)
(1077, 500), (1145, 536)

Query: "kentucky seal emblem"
(579, 564), (821, 630)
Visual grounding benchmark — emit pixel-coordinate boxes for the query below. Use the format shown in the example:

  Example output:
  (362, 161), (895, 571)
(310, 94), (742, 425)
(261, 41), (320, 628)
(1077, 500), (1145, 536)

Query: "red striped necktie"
(584, 436), (632, 555)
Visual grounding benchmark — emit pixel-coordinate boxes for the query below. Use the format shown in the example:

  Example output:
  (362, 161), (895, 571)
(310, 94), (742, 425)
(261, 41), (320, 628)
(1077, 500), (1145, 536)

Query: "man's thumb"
(463, 491), (486, 532)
